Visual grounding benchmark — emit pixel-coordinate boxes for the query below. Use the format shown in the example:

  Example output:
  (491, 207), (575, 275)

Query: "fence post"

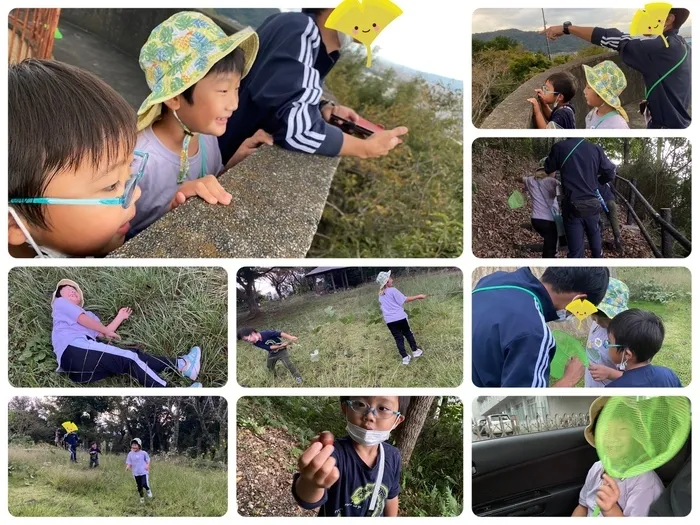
(661, 208), (673, 257)
(626, 178), (638, 225)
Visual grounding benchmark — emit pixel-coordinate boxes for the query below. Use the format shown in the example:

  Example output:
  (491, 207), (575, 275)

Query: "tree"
(394, 396), (434, 467)
(236, 267), (273, 317)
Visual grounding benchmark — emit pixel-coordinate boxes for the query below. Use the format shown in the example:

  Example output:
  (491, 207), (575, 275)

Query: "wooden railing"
(8, 9), (61, 63)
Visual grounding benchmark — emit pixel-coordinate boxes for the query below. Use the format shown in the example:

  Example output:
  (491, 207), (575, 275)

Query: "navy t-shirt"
(606, 365), (682, 388)
(253, 330), (283, 352)
(292, 436), (401, 517)
(550, 105), (576, 129)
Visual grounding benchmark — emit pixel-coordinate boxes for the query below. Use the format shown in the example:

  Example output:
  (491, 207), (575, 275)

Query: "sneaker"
(140, 497), (145, 504)
(181, 346), (201, 381)
(402, 356), (411, 365)
(295, 377), (303, 383)
(413, 349), (423, 358)
(147, 490), (153, 498)
(189, 382), (202, 388)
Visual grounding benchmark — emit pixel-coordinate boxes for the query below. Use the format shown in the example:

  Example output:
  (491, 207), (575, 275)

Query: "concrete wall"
(481, 52), (647, 129)
(60, 8), (244, 59)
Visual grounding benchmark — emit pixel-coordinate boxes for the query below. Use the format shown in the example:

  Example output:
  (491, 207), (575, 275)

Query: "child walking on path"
(51, 279), (202, 387)
(523, 160), (562, 258)
(376, 271), (426, 365)
(89, 442), (101, 468)
(585, 278), (628, 387)
(126, 438), (152, 504)
(237, 328), (303, 383)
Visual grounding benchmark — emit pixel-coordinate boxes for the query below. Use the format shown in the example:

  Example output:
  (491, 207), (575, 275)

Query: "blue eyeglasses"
(603, 341), (623, 350)
(344, 400), (401, 420)
(9, 151), (148, 209)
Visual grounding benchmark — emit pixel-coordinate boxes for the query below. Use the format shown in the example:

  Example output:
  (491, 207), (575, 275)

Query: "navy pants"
(565, 214), (602, 258)
(134, 474), (150, 496)
(69, 445), (77, 462)
(387, 319), (418, 358)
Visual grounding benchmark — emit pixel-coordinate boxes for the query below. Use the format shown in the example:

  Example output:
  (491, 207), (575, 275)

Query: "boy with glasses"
(8, 60), (144, 258)
(293, 396), (408, 516)
(527, 72), (577, 129)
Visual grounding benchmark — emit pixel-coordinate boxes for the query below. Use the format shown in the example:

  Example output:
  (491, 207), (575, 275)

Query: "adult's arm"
(502, 332), (552, 388)
(597, 148), (617, 185)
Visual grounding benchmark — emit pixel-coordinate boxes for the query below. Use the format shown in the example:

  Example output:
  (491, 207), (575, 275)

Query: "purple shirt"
(379, 287), (408, 323)
(131, 126), (224, 236)
(126, 450), (151, 477)
(579, 461), (663, 516)
(51, 298), (100, 363)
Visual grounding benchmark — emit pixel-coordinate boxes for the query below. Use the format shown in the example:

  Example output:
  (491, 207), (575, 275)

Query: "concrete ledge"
(108, 145), (339, 258)
(481, 52), (647, 129)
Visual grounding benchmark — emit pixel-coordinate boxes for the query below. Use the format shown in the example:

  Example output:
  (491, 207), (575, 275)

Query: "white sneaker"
(413, 349), (423, 358)
(402, 356), (411, 365)
(140, 497), (145, 504)
(147, 490), (153, 498)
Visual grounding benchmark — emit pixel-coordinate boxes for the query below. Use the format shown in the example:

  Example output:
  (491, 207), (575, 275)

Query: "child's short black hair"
(9, 59), (137, 230)
(180, 48), (246, 105)
(340, 396), (411, 415)
(237, 327), (258, 340)
(546, 72), (577, 103)
(608, 309), (665, 362)
(541, 267), (610, 306)
(91, 441), (97, 445)
(669, 8), (689, 30)
(301, 8), (330, 15)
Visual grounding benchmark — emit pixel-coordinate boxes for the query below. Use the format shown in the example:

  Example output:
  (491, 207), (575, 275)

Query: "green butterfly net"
(592, 396), (691, 517)
(508, 190), (525, 209)
(550, 330), (589, 380)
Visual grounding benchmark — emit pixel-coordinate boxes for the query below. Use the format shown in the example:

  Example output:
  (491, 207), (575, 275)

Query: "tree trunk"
(245, 276), (259, 317)
(623, 138), (630, 166)
(394, 396), (434, 467)
(172, 397), (181, 452)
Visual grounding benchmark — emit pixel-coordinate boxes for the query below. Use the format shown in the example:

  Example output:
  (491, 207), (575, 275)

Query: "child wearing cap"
(523, 159), (562, 258)
(130, 12), (273, 237)
(585, 278), (629, 387)
(377, 272), (426, 365)
(8, 60), (143, 258)
(605, 309), (682, 387)
(51, 279), (203, 387)
(583, 60), (630, 130)
(573, 397), (664, 517)
(126, 438), (152, 503)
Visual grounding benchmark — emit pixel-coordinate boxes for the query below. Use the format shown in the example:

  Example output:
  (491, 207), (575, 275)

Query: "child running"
(126, 438), (152, 504)
(51, 278), (202, 387)
(605, 309), (682, 387)
(573, 397), (663, 516)
(583, 60), (630, 129)
(131, 12), (272, 236)
(527, 72), (577, 129)
(293, 396), (407, 516)
(585, 278), (628, 387)
(237, 328), (303, 383)
(89, 442), (101, 468)
(8, 59), (141, 258)
(376, 271), (426, 365)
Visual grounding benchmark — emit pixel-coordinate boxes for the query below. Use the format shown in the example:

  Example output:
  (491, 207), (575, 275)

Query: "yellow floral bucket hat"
(137, 11), (259, 180)
(583, 60), (629, 122)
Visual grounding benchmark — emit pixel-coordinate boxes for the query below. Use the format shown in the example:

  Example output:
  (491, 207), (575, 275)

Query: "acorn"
(319, 431), (334, 446)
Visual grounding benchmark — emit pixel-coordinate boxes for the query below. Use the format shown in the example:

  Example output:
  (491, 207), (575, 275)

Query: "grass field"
(236, 271), (463, 387)
(8, 445), (227, 516)
(8, 267), (228, 388)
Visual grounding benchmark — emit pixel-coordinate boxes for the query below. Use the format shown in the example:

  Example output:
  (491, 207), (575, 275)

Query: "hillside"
(474, 26), (692, 53)
(375, 58), (463, 90)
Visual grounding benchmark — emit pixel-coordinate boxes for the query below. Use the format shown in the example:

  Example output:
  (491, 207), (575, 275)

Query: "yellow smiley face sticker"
(565, 298), (598, 329)
(630, 2), (673, 47)
(325, 0), (403, 67)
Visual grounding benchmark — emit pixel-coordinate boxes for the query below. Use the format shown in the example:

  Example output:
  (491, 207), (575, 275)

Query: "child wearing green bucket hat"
(583, 60), (630, 130)
(585, 277), (629, 388)
(130, 12), (273, 237)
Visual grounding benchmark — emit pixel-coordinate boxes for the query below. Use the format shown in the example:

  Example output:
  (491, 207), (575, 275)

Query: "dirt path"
(236, 426), (315, 517)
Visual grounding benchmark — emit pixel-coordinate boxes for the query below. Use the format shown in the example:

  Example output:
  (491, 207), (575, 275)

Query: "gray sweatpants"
(266, 349), (300, 378)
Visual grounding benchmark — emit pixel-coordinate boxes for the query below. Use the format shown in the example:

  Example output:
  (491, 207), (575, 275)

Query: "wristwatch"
(563, 21), (572, 35)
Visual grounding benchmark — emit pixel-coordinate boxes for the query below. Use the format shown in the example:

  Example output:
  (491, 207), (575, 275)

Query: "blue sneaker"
(189, 382), (202, 388)
(181, 346), (201, 381)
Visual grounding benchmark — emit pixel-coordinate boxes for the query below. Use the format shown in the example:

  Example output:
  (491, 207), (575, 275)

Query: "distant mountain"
(475, 26), (693, 53)
(374, 58), (463, 91)
(213, 8), (279, 29)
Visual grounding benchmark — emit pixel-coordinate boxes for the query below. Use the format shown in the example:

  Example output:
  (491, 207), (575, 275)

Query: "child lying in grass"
(51, 278), (202, 387)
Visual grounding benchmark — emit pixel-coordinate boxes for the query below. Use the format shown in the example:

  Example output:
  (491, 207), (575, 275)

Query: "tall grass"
(236, 272), (463, 387)
(8, 444), (227, 516)
(8, 267), (228, 387)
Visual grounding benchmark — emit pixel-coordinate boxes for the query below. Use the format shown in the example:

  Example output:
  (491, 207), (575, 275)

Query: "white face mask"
(346, 418), (399, 446)
(617, 353), (629, 371)
(553, 309), (572, 322)
(8, 206), (67, 259)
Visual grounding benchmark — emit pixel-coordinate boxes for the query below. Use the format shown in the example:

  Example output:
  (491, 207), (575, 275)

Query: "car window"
(472, 396), (599, 441)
